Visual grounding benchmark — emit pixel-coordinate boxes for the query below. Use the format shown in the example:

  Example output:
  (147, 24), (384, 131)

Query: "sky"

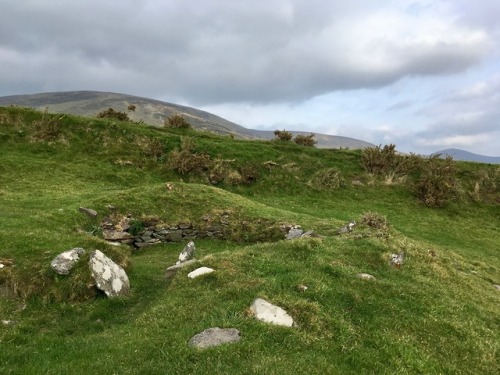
(1, 0), (499, 156)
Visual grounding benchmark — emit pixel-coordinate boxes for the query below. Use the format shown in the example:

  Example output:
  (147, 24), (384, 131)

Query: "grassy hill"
(0, 107), (498, 374)
(0, 91), (375, 149)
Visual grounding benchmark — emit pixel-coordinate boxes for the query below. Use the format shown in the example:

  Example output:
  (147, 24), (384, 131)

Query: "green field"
(0, 107), (498, 374)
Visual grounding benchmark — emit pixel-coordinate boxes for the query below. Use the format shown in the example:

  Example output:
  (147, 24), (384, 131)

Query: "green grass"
(0, 107), (498, 374)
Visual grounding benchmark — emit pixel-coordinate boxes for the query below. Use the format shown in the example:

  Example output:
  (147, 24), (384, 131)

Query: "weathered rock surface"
(390, 252), (405, 269)
(357, 273), (376, 281)
(50, 247), (85, 275)
(188, 267), (215, 279)
(286, 228), (304, 240)
(177, 241), (196, 264)
(188, 327), (241, 349)
(249, 298), (294, 327)
(79, 207), (97, 217)
(89, 250), (130, 298)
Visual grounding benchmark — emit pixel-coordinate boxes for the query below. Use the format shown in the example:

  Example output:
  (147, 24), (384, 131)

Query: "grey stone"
(336, 220), (356, 235)
(188, 327), (241, 349)
(165, 230), (183, 242)
(301, 230), (315, 238)
(79, 207), (97, 217)
(89, 250), (130, 298)
(390, 252), (405, 268)
(286, 228), (304, 240)
(494, 284), (500, 291)
(164, 259), (198, 278)
(177, 241), (196, 264)
(50, 247), (85, 275)
(249, 298), (294, 327)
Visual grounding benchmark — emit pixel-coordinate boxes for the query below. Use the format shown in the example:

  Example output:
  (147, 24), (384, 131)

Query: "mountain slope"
(0, 91), (374, 149)
(433, 148), (500, 164)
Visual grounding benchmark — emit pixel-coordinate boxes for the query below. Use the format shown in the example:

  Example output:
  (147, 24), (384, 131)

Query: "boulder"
(177, 241), (196, 264)
(50, 247), (85, 275)
(89, 250), (130, 298)
(249, 298), (294, 327)
(188, 267), (215, 279)
(188, 327), (241, 349)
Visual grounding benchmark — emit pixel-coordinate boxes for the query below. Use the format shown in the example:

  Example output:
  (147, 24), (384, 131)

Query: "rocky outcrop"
(50, 247), (85, 275)
(89, 250), (130, 298)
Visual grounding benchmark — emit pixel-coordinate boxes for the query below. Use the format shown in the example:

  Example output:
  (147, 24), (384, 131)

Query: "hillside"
(434, 148), (500, 164)
(0, 107), (498, 374)
(0, 91), (374, 149)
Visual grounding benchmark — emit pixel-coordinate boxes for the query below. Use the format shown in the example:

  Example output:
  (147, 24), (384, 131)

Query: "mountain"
(0, 91), (374, 149)
(433, 148), (500, 164)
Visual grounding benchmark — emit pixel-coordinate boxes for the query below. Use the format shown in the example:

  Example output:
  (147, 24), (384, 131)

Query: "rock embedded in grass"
(50, 247), (85, 275)
(177, 241), (196, 264)
(89, 250), (130, 298)
(79, 207), (97, 217)
(249, 298), (294, 327)
(188, 327), (241, 349)
(188, 267), (215, 279)
(357, 273), (376, 281)
(286, 227), (303, 240)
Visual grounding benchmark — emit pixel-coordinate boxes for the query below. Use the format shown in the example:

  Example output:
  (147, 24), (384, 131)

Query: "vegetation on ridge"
(0, 106), (498, 374)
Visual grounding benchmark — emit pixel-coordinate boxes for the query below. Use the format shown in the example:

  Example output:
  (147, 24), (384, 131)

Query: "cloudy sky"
(1, 0), (499, 155)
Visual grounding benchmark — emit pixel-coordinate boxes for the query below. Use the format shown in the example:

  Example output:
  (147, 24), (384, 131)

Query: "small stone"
(188, 327), (241, 349)
(188, 267), (215, 279)
(494, 285), (500, 291)
(336, 220), (356, 235)
(357, 273), (376, 281)
(249, 298), (294, 327)
(1, 320), (17, 327)
(79, 207), (98, 217)
(297, 284), (309, 292)
(0, 264), (4, 269)
(301, 230), (314, 238)
(390, 252), (405, 268)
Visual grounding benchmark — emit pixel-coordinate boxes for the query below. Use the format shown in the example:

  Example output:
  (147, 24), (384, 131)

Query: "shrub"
(294, 133), (316, 147)
(32, 111), (64, 141)
(238, 164), (260, 184)
(414, 155), (458, 207)
(97, 108), (130, 121)
(360, 211), (389, 229)
(169, 137), (211, 175)
(361, 145), (423, 181)
(164, 114), (191, 129)
(309, 168), (345, 190)
(127, 104), (136, 112)
(143, 137), (165, 161)
(274, 129), (293, 142)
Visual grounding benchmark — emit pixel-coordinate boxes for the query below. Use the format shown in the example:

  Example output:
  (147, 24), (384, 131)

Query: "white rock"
(177, 241), (196, 264)
(189, 327), (241, 349)
(357, 273), (376, 281)
(50, 247), (85, 275)
(249, 298), (294, 327)
(188, 267), (215, 279)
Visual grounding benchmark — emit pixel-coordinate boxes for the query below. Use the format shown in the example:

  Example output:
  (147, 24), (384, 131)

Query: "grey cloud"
(0, 1), (496, 105)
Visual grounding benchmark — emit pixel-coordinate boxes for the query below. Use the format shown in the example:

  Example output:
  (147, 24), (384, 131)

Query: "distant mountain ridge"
(433, 148), (500, 164)
(0, 91), (374, 149)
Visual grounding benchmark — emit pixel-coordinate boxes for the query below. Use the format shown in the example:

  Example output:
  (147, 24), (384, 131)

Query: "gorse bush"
(32, 109), (64, 141)
(164, 114), (191, 129)
(169, 137), (211, 175)
(309, 168), (345, 190)
(414, 155), (458, 207)
(97, 108), (130, 121)
(294, 133), (316, 147)
(274, 129), (293, 142)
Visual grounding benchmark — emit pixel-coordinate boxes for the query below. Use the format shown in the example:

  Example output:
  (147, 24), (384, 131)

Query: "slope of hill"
(0, 106), (498, 374)
(433, 148), (500, 164)
(0, 91), (374, 149)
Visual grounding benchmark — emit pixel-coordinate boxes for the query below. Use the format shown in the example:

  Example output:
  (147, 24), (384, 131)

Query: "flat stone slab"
(188, 267), (215, 279)
(249, 298), (294, 327)
(51, 247), (85, 275)
(188, 327), (241, 349)
(79, 207), (97, 217)
(165, 259), (198, 278)
(286, 228), (304, 240)
(357, 273), (376, 281)
(89, 250), (130, 298)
